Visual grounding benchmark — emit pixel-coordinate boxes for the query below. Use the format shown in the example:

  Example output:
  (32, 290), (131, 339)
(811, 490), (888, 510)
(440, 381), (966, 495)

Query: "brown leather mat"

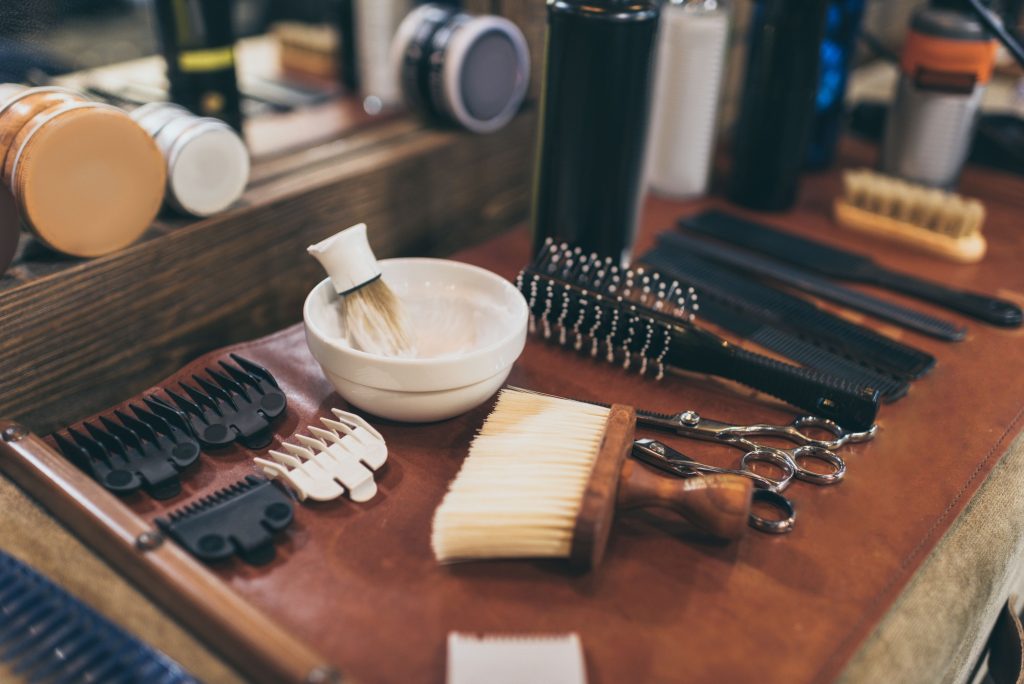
(38, 183), (1024, 682)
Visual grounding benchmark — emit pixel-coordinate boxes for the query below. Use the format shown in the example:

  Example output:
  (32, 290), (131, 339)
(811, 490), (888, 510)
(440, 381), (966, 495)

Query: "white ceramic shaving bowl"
(304, 258), (528, 422)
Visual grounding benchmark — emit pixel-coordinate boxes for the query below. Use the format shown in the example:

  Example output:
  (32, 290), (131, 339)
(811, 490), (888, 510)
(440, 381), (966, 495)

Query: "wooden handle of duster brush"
(616, 460), (753, 541)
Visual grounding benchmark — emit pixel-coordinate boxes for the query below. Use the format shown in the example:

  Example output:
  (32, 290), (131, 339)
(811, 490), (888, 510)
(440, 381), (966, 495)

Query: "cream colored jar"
(132, 102), (249, 217)
(6, 97), (166, 257)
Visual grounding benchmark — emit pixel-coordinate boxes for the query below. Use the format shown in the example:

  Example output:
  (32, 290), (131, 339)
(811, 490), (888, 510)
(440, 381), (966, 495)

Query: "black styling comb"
(0, 550), (198, 683)
(158, 354), (287, 450)
(634, 252), (912, 401)
(671, 219), (969, 340)
(518, 241), (881, 432)
(52, 398), (201, 500)
(533, 242), (902, 401)
(156, 475), (294, 565)
(689, 297), (909, 402)
(642, 243), (936, 380)
(681, 209), (1021, 328)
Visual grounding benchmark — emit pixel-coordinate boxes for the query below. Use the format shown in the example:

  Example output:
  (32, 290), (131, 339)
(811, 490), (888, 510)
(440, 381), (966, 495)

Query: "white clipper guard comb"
(255, 409), (388, 502)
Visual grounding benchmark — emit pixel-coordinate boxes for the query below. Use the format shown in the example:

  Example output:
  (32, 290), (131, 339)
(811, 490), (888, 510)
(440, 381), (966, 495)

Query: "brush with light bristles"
(835, 168), (987, 263)
(430, 388), (753, 570)
(308, 222), (416, 357)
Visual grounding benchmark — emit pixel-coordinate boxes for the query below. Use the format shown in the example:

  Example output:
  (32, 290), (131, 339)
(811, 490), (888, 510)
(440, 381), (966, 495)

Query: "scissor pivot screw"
(135, 530), (164, 551)
(305, 666), (341, 684)
(1, 425), (26, 442)
(679, 411), (701, 426)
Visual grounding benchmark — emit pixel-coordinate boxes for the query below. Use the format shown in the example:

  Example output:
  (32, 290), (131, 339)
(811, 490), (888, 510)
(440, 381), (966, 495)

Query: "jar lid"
(0, 87), (87, 184)
(165, 119), (250, 216)
(440, 15), (530, 134)
(12, 103), (165, 257)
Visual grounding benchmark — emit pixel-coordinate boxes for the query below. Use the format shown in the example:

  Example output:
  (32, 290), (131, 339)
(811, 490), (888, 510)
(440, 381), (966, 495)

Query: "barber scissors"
(633, 409), (877, 486)
(633, 438), (797, 534)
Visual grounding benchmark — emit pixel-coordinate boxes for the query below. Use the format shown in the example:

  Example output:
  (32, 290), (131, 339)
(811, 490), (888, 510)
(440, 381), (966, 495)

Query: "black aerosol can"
(531, 0), (660, 264)
(154, 0), (242, 131)
(728, 0), (829, 211)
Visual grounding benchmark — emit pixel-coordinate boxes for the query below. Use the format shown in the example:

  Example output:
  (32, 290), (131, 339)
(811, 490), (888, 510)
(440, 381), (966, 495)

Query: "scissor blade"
(635, 410), (688, 433)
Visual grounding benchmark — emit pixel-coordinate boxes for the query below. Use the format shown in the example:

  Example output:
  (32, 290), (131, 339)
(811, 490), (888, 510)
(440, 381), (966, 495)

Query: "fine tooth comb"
(0, 550), (198, 683)
(431, 388), (754, 570)
(518, 241), (881, 432)
(691, 297), (909, 402)
(680, 209), (1022, 329)
(640, 245), (935, 380)
(156, 475), (294, 565)
(158, 354), (287, 450)
(255, 409), (388, 502)
(547, 243), (908, 402)
(666, 227), (969, 341)
(52, 399), (200, 500)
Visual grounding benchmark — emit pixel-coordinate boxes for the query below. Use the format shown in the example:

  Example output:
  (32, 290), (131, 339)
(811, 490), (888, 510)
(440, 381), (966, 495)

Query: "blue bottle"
(805, 0), (866, 170)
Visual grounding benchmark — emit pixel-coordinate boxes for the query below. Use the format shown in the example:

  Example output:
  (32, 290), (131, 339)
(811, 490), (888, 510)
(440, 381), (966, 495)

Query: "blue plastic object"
(0, 550), (198, 683)
(805, 0), (866, 169)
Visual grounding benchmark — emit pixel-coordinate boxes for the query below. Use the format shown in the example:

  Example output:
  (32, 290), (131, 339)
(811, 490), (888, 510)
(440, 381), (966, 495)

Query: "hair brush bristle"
(836, 168), (987, 263)
(343, 278), (417, 357)
(431, 388), (611, 562)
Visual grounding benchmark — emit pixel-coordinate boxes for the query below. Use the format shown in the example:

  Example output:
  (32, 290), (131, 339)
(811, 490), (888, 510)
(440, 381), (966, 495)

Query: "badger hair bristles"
(342, 277), (417, 358)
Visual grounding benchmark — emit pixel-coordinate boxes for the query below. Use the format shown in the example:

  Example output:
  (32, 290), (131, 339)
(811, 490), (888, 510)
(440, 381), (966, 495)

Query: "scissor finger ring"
(749, 489), (795, 534)
(791, 415), (877, 449)
(736, 447), (796, 493)
(786, 445), (846, 485)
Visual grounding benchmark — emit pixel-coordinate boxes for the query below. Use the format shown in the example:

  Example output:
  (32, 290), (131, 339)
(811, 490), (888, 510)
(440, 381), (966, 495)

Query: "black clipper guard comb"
(156, 475), (294, 566)
(53, 398), (201, 500)
(0, 551), (198, 683)
(158, 354), (287, 450)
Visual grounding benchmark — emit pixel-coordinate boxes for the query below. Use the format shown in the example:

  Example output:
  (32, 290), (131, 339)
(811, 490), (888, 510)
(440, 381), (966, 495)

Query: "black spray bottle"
(531, 0), (660, 264)
(728, 0), (829, 210)
(154, 0), (242, 131)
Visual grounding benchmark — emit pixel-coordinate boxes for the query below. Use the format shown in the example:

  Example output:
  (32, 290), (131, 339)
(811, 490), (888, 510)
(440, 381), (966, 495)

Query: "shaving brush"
(308, 223), (416, 357)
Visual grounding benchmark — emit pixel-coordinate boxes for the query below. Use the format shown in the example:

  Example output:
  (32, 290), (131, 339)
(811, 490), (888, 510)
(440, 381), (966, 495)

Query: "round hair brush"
(431, 388), (754, 571)
(308, 223), (416, 357)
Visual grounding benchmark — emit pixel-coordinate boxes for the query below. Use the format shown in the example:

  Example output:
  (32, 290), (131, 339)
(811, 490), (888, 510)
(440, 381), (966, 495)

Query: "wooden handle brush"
(834, 168), (987, 264)
(431, 389), (753, 571)
(308, 222), (416, 357)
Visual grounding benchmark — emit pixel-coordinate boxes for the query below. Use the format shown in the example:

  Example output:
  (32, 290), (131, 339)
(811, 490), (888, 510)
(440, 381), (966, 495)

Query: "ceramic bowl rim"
(303, 256), (528, 369)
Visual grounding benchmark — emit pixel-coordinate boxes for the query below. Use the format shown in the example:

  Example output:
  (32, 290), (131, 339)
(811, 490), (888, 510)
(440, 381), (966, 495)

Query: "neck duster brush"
(308, 222), (416, 357)
(431, 388), (753, 571)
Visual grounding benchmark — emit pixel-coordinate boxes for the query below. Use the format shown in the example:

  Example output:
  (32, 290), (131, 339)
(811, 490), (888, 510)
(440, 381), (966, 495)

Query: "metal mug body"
(881, 7), (997, 189)
(881, 74), (982, 188)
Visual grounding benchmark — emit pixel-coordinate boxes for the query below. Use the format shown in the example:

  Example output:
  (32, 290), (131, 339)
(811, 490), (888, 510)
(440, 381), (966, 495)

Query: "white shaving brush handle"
(307, 223), (382, 295)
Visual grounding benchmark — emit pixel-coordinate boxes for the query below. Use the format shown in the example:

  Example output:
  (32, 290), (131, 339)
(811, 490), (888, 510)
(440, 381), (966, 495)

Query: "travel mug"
(881, 7), (996, 188)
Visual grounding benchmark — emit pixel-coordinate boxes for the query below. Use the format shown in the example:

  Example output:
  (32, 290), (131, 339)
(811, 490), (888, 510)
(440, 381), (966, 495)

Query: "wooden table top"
(1, 135), (1022, 684)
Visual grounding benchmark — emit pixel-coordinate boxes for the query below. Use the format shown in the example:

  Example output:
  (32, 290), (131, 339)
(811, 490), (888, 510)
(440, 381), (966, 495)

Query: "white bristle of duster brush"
(431, 388), (610, 562)
(308, 223), (416, 357)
